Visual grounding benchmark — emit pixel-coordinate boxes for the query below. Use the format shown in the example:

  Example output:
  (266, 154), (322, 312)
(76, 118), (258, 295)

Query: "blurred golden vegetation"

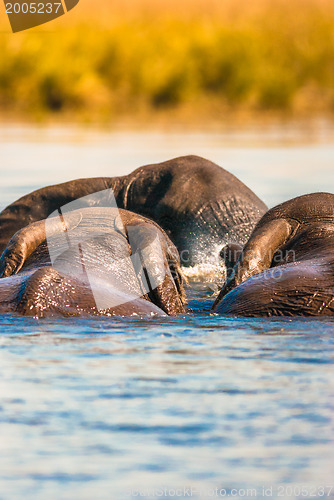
(1, 0), (334, 124)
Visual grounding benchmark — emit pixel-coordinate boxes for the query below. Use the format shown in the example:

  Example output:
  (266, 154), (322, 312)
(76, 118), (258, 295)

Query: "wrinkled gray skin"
(0, 155), (267, 267)
(0, 208), (186, 318)
(212, 193), (334, 317)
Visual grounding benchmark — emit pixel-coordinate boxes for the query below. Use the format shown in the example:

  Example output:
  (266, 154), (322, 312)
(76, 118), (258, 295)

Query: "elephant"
(0, 207), (186, 318)
(212, 192), (334, 317)
(0, 155), (267, 270)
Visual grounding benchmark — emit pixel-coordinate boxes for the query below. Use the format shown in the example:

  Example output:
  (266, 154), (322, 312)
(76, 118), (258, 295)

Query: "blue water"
(0, 126), (334, 500)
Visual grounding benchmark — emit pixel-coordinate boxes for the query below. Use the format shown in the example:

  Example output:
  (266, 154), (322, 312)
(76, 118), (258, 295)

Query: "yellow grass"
(1, 0), (334, 124)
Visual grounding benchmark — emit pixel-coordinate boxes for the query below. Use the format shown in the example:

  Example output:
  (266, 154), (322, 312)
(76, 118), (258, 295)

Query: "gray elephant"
(0, 208), (186, 318)
(212, 193), (334, 317)
(0, 155), (267, 268)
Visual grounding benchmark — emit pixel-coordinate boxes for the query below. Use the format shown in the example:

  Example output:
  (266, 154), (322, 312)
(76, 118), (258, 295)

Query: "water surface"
(0, 126), (333, 500)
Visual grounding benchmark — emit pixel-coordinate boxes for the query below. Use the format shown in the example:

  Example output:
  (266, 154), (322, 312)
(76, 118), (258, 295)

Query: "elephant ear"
(212, 218), (293, 311)
(126, 223), (186, 316)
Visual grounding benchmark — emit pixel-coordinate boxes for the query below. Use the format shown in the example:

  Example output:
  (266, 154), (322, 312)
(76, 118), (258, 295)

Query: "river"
(0, 124), (333, 500)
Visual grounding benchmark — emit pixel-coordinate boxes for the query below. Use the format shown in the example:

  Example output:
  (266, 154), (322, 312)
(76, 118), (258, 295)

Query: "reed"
(1, 0), (334, 123)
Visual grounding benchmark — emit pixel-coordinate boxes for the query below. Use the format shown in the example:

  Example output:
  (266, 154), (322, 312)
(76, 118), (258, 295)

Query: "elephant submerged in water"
(0, 207), (186, 318)
(0, 155), (267, 269)
(212, 193), (334, 317)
